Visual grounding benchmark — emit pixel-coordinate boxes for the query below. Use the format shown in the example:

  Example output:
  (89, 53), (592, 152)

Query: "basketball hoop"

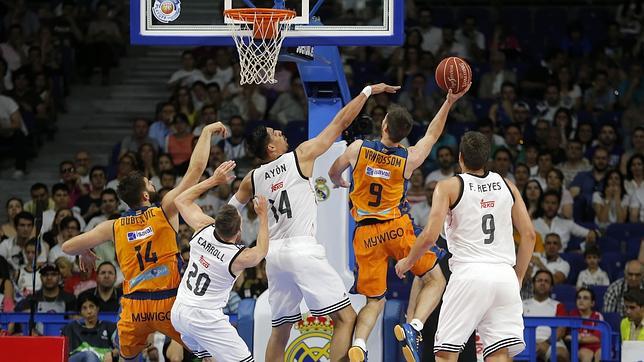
(224, 8), (297, 85)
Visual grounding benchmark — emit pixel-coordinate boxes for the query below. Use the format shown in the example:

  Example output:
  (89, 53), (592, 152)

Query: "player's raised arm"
(406, 84), (471, 172)
(62, 219), (114, 271)
(295, 83), (400, 177)
(230, 196), (269, 274)
(507, 178), (536, 284)
(161, 122), (228, 221)
(328, 140), (363, 188)
(229, 170), (254, 213)
(395, 177), (457, 278)
(176, 161), (237, 232)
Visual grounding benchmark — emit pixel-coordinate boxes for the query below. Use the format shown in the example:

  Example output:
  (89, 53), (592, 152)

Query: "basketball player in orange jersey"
(328, 83), (471, 362)
(63, 122), (228, 361)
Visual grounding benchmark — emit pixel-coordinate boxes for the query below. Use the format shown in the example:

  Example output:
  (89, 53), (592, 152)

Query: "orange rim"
(224, 8), (296, 23)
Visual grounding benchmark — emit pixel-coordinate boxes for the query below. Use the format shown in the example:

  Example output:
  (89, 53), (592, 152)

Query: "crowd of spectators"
(0, 0), (643, 360)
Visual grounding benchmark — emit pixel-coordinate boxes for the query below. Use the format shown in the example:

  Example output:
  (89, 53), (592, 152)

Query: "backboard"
(131, 0), (404, 46)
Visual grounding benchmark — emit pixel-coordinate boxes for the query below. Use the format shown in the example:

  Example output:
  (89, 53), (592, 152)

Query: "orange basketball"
(435, 57), (472, 93)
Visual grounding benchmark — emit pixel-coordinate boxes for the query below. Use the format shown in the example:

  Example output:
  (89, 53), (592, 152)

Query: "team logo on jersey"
(285, 315), (334, 361)
(480, 199), (495, 208)
(199, 255), (210, 268)
(365, 166), (391, 179)
(152, 0), (181, 23)
(314, 177), (330, 202)
(271, 181), (284, 192)
(126, 226), (154, 242)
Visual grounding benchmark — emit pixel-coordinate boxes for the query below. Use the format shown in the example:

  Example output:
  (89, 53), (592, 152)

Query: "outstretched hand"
(79, 249), (98, 272)
(446, 82), (472, 105)
(370, 83), (401, 95)
(211, 160), (236, 185)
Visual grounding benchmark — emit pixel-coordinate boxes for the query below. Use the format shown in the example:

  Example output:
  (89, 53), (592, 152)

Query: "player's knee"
(331, 306), (357, 327)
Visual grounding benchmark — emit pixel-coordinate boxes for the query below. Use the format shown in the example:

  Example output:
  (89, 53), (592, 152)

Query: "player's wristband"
(228, 194), (247, 212)
(361, 86), (372, 98)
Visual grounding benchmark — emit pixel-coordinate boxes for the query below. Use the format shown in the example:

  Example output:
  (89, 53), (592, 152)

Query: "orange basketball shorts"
(118, 291), (184, 359)
(352, 214), (438, 298)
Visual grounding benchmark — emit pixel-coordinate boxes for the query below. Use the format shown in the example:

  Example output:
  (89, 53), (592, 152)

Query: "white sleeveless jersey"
(444, 171), (516, 266)
(252, 151), (317, 240)
(176, 224), (244, 309)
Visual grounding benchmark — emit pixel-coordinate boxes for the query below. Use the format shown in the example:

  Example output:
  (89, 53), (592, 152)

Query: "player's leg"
(328, 305), (357, 362)
(388, 215), (445, 362)
(265, 245), (304, 361)
(477, 265), (525, 362)
(482, 348), (512, 362)
(435, 351), (459, 362)
(348, 297), (385, 361)
(170, 300), (209, 360)
(293, 239), (355, 361)
(347, 223), (389, 360)
(117, 298), (156, 361)
(266, 322), (295, 361)
(405, 276), (421, 323)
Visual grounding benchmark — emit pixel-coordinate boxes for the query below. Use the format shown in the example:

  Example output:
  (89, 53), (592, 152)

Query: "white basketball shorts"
(171, 301), (253, 362)
(266, 236), (351, 327)
(434, 262), (525, 359)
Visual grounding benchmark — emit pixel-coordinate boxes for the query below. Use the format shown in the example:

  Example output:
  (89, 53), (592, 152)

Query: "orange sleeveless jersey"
(114, 206), (181, 294)
(350, 140), (410, 222)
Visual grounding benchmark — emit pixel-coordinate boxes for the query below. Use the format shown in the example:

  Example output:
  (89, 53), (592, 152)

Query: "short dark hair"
(52, 183), (68, 195)
(100, 188), (119, 200)
(624, 289), (644, 306)
(215, 205), (242, 240)
(493, 147), (512, 160)
(60, 216), (80, 230)
(542, 189), (561, 204)
(97, 261), (116, 274)
(117, 172), (147, 208)
(250, 126), (270, 160)
(77, 293), (101, 311)
(584, 245), (601, 258)
(14, 211), (34, 227)
(30, 183), (48, 193)
(90, 165), (107, 177)
(533, 269), (554, 285)
(437, 146), (453, 157)
(459, 131), (490, 170)
(385, 104), (413, 143)
(59, 160), (74, 171)
(577, 287), (596, 302)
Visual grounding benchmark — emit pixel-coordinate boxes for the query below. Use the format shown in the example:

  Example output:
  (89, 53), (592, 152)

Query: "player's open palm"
(253, 196), (268, 219)
(204, 121), (229, 138)
(370, 83), (401, 95)
(446, 81), (472, 104)
(211, 160), (236, 185)
(79, 249), (98, 272)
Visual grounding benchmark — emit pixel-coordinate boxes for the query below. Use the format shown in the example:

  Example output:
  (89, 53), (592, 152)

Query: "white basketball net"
(225, 11), (295, 85)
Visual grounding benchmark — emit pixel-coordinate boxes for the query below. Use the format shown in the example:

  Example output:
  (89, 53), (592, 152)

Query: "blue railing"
(516, 317), (620, 362)
(1, 313), (620, 361)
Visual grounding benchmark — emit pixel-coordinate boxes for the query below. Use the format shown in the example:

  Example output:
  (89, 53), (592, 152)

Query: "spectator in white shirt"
(523, 270), (570, 361)
(531, 233), (570, 284)
(577, 246), (611, 288)
(533, 190), (597, 251)
(0, 212), (47, 270)
(425, 146), (456, 184)
(167, 50), (202, 89)
(410, 181), (435, 229)
(416, 8), (442, 55)
(546, 168), (573, 219)
(454, 16), (485, 61)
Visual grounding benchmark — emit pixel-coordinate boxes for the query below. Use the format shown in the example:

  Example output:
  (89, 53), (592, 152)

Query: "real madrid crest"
(285, 315), (334, 361)
(152, 0), (181, 23)
(314, 177), (330, 202)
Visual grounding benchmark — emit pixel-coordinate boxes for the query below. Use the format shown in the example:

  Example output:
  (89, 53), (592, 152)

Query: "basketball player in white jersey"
(228, 83), (400, 361)
(171, 160), (269, 362)
(395, 131), (536, 361)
